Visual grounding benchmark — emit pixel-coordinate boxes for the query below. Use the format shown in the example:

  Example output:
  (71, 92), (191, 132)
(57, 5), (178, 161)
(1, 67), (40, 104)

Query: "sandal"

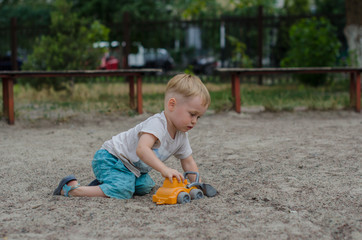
(53, 175), (79, 197)
(62, 183), (80, 197)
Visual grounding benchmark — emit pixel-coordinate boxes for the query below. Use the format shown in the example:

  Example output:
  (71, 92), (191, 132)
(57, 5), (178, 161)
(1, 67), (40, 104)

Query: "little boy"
(53, 73), (211, 199)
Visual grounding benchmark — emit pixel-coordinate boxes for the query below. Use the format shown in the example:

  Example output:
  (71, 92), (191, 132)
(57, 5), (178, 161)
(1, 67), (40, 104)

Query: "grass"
(239, 82), (351, 112)
(0, 77), (356, 122)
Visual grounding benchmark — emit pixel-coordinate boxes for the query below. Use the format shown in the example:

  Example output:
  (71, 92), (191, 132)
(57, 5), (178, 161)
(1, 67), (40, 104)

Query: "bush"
(281, 17), (341, 86)
(21, 0), (109, 91)
(227, 35), (253, 68)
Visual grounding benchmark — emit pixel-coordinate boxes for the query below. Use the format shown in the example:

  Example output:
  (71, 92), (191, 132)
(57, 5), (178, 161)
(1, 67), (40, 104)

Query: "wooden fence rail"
(216, 67), (362, 113)
(1, 69), (161, 125)
(2, 67), (361, 125)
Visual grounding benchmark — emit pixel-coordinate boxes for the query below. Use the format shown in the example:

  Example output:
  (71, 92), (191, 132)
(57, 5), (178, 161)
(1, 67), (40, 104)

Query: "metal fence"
(115, 8), (346, 70)
(0, 7), (347, 84)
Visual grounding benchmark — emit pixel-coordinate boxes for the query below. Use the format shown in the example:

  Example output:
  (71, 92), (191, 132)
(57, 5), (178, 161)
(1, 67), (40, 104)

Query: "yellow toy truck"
(152, 171), (216, 205)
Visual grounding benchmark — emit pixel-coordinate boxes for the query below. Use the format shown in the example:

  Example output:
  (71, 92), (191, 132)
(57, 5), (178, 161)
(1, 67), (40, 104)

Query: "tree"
(72, 0), (176, 24)
(344, 0), (362, 66)
(281, 17), (341, 86)
(0, 0), (52, 26)
(272, 0), (312, 67)
(21, 0), (109, 90)
(315, 0), (345, 15)
(225, 0), (278, 15)
(283, 0), (310, 15)
(173, 0), (222, 19)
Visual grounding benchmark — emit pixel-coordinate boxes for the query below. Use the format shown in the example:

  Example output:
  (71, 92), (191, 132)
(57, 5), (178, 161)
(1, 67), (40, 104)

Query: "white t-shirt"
(101, 111), (192, 177)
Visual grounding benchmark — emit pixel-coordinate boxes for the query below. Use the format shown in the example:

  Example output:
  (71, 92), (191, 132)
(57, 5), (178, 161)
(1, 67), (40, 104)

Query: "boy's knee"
(135, 184), (154, 196)
(100, 183), (135, 199)
(135, 174), (155, 196)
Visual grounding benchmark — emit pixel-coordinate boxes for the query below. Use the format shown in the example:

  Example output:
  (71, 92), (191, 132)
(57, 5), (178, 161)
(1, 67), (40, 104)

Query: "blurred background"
(0, 0), (361, 116)
(1, 0), (358, 74)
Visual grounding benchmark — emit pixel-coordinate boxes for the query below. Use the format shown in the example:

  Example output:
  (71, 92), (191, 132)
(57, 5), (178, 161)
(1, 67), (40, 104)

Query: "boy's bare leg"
(61, 180), (108, 197)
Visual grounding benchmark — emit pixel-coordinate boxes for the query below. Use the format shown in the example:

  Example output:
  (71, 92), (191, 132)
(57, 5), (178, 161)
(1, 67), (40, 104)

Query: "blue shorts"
(92, 149), (155, 199)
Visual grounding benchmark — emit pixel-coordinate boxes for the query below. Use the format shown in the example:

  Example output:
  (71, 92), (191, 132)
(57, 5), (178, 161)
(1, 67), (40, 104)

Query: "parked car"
(0, 54), (23, 70)
(190, 56), (218, 75)
(93, 41), (121, 70)
(128, 43), (174, 72)
(94, 41), (174, 72)
(99, 52), (119, 70)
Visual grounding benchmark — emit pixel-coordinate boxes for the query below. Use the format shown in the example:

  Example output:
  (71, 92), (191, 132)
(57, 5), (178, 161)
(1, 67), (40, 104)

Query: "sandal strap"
(63, 184), (80, 197)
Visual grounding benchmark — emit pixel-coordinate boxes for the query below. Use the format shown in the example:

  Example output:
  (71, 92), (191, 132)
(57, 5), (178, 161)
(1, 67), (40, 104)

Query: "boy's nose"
(191, 117), (197, 124)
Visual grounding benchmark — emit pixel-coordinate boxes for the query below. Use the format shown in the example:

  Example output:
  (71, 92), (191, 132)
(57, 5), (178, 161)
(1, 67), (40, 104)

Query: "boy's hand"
(181, 155), (200, 183)
(161, 167), (184, 183)
(137, 133), (184, 183)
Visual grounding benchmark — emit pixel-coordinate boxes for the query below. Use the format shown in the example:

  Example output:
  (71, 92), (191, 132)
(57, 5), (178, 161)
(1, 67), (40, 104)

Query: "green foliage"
(184, 65), (195, 75)
(73, 0), (177, 23)
(315, 0), (345, 15)
(0, 0), (52, 26)
(281, 17), (341, 86)
(226, 0), (279, 15)
(283, 0), (310, 15)
(272, 0), (311, 65)
(0, 0), (52, 55)
(21, 0), (109, 91)
(226, 35), (253, 67)
(176, 0), (221, 19)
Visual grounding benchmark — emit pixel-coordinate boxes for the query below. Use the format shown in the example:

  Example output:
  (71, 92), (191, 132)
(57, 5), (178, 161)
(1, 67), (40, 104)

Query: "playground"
(1, 110), (361, 239)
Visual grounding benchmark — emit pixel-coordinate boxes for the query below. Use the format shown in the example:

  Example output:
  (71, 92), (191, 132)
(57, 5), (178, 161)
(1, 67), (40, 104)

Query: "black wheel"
(190, 189), (204, 200)
(177, 192), (191, 204)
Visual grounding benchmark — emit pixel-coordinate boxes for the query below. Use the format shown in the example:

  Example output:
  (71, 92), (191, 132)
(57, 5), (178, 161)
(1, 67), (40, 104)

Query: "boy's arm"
(180, 155), (201, 183)
(136, 133), (184, 183)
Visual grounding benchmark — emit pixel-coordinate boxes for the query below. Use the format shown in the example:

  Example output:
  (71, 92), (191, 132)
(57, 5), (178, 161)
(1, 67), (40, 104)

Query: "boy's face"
(168, 95), (208, 133)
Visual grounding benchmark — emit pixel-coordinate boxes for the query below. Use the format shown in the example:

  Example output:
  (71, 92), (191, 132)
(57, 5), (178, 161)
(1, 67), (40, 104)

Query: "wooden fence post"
(2, 78), (15, 124)
(232, 74), (241, 113)
(122, 13), (136, 109)
(356, 72), (361, 112)
(137, 75), (143, 114)
(350, 72), (356, 107)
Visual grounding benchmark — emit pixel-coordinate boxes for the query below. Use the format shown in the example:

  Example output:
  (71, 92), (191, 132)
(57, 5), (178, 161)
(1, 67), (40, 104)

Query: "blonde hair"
(165, 74), (211, 107)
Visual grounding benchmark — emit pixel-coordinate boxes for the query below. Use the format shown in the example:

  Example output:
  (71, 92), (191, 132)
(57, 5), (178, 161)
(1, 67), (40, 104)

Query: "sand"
(1, 110), (361, 239)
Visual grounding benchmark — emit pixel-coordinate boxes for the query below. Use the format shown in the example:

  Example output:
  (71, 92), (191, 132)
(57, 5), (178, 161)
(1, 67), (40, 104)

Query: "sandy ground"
(1, 110), (361, 240)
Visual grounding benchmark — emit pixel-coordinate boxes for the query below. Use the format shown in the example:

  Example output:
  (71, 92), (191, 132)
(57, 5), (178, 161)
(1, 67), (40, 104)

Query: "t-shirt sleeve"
(174, 133), (192, 160)
(138, 117), (165, 149)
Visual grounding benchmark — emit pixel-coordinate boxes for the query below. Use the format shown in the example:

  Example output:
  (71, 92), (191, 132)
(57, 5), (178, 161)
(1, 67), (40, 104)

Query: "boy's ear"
(167, 98), (176, 111)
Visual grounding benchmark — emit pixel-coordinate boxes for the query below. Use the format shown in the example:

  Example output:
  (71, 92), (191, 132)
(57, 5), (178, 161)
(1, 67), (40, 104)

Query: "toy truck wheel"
(190, 189), (204, 200)
(177, 192), (191, 204)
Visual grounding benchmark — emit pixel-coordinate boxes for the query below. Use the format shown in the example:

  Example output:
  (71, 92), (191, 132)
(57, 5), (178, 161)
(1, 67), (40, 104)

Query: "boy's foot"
(53, 175), (78, 196)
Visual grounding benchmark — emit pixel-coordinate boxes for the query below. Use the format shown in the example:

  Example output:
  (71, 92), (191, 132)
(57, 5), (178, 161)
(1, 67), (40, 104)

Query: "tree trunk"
(344, 0), (362, 66)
